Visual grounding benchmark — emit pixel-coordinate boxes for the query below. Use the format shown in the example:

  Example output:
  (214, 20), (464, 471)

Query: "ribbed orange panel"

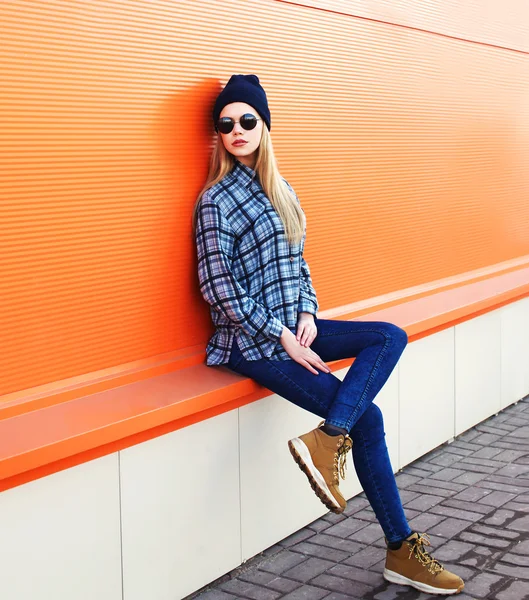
(1, 1), (528, 395)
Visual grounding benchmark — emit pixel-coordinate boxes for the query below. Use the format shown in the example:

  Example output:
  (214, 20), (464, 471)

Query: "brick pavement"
(190, 397), (529, 600)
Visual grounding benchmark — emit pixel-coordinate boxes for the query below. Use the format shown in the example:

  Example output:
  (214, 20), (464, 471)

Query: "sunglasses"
(216, 113), (261, 134)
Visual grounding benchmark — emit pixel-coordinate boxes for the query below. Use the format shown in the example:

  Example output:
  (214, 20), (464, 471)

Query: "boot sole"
(288, 437), (344, 514)
(383, 568), (464, 595)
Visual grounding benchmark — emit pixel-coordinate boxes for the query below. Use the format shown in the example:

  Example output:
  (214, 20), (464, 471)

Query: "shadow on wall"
(151, 78), (223, 354)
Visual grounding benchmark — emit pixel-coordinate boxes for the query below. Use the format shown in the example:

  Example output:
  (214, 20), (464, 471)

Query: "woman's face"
(218, 102), (263, 168)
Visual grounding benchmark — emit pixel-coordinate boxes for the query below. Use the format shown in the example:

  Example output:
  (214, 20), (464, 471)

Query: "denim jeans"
(225, 316), (413, 544)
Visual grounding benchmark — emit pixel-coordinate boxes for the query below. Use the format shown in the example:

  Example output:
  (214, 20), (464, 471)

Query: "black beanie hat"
(212, 74), (271, 132)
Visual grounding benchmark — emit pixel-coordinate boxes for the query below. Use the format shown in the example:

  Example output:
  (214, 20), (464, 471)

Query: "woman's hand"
(296, 312), (317, 347)
(280, 321), (331, 375)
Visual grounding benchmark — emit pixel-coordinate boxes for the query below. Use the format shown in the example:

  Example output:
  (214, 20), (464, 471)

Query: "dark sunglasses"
(216, 113), (261, 134)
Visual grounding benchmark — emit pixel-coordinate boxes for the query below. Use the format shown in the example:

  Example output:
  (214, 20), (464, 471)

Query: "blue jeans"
(225, 316), (413, 544)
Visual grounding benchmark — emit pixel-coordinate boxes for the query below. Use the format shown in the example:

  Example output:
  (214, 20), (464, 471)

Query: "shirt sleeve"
(298, 255), (319, 316)
(196, 198), (285, 342)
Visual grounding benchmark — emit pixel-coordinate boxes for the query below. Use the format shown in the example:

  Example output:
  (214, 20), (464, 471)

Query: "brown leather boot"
(288, 421), (353, 513)
(384, 532), (465, 595)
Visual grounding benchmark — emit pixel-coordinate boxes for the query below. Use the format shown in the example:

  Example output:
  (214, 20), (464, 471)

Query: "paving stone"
(310, 573), (371, 597)
(428, 467), (467, 481)
(499, 552), (529, 567)
(462, 572), (505, 598)
(350, 522), (385, 545)
(477, 490), (518, 507)
(452, 471), (489, 485)
(407, 484), (458, 498)
(324, 518), (370, 539)
(428, 517), (473, 538)
(327, 563), (384, 587)
(194, 590), (237, 600)
(496, 463), (529, 477)
(219, 578), (282, 600)
(394, 473), (422, 488)
(438, 561), (475, 581)
(471, 432), (502, 446)
(459, 456), (505, 469)
(450, 440), (484, 452)
(279, 528), (316, 547)
(429, 504), (484, 522)
(403, 466), (435, 478)
(492, 562), (529, 580)
(453, 487), (492, 502)
(458, 429), (482, 443)
(352, 509), (378, 523)
(342, 496), (371, 516)
(322, 512), (348, 524)
(406, 512), (446, 533)
(506, 425), (529, 439)
(280, 585), (330, 600)
(324, 594), (361, 600)
(476, 480), (529, 495)
(343, 545), (387, 569)
(307, 519), (332, 534)
(499, 501), (529, 514)
(471, 447), (505, 459)
(259, 550), (309, 575)
(511, 539), (529, 555)
(472, 524), (520, 540)
(494, 441), (529, 453)
(404, 494), (444, 511)
(483, 509), (516, 526)
(487, 474), (529, 489)
(239, 571), (301, 594)
(441, 498), (495, 515)
(409, 459), (444, 473)
(428, 452), (462, 467)
(496, 579), (529, 600)
(506, 515), (529, 532)
(291, 541), (351, 563)
(282, 557), (335, 583)
(398, 489), (421, 504)
(459, 531), (511, 549)
(430, 540), (475, 561)
(308, 534), (366, 556)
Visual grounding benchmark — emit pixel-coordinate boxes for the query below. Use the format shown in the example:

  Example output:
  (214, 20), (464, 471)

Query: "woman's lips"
(232, 140), (247, 146)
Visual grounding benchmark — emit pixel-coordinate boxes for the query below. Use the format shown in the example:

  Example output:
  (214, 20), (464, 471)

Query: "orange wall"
(1, 1), (528, 396)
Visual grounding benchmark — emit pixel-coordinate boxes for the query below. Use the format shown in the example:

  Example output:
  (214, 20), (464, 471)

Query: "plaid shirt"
(195, 160), (319, 366)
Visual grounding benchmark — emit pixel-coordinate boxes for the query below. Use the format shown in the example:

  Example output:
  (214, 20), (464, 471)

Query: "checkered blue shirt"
(195, 160), (319, 366)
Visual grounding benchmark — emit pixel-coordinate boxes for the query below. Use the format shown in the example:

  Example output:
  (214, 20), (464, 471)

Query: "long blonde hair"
(192, 125), (305, 245)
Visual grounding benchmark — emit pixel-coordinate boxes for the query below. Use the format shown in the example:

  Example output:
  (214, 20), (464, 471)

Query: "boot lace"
(407, 533), (444, 575)
(318, 421), (353, 483)
(335, 437), (353, 482)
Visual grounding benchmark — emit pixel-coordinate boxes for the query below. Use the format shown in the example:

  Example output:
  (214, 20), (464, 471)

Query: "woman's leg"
(309, 317), (408, 432)
(350, 403), (412, 543)
(226, 317), (411, 541)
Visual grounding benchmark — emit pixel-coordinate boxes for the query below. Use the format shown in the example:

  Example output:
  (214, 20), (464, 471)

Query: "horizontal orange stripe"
(0, 268), (528, 491)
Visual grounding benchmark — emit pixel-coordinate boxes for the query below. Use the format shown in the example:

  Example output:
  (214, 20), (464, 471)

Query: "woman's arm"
(196, 198), (285, 342)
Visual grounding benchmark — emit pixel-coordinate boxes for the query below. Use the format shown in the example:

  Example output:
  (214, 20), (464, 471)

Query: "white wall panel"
(0, 455), (121, 600)
(399, 328), (455, 466)
(455, 312), (502, 435)
(500, 297), (529, 410)
(239, 396), (327, 561)
(120, 411), (241, 600)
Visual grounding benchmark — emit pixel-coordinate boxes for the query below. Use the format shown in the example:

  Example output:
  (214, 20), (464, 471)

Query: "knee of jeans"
(349, 403), (385, 445)
(388, 323), (408, 350)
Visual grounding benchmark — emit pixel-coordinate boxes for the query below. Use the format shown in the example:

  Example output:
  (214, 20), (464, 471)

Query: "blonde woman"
(193, 74), (464, 596)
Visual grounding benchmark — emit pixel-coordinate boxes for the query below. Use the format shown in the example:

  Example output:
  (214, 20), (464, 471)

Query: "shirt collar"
(232, 159), (258, 189)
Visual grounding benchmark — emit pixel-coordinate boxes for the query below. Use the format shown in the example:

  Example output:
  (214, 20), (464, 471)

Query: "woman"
(193, 74), (464, 596)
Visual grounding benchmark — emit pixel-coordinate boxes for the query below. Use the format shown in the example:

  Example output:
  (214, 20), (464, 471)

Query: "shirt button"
(290, 256), (294, 262)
